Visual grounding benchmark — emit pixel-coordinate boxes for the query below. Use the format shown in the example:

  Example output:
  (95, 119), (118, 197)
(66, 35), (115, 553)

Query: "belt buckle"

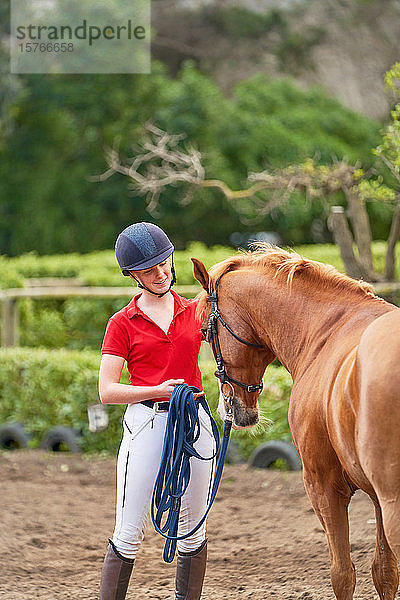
(154, 402), (168, 413)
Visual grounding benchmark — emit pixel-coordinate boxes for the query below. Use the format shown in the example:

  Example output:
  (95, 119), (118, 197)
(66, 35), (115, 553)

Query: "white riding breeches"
(111, 401), (216, 560)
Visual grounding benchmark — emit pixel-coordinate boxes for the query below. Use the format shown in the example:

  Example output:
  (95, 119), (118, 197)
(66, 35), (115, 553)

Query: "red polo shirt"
(101, 290), (203, 400)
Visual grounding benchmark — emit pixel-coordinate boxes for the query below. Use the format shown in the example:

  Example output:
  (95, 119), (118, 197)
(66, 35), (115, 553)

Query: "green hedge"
(4, 243), (235, 350)
(0, 348), (293, 457)
(6, 240), (400, 288)
(0, 256), (24, 289)
(4, 242), (400, 350)
(4, 242), (234, 286)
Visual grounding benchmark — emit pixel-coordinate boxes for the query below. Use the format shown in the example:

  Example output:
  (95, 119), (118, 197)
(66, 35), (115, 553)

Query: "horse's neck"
(256, 281), (315, 376)
(243, 274), (385, 380)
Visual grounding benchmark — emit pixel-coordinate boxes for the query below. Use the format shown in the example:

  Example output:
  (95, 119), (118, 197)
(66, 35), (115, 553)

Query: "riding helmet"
(115, 222), (174, 275)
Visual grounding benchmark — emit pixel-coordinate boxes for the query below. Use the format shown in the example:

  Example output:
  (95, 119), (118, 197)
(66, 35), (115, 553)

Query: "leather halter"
(206, 275), (264, 395)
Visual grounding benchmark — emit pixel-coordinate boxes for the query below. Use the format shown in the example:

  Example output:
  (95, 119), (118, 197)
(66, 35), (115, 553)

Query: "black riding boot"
(175, 540), (207, 600)
(99, 539), (134, 600)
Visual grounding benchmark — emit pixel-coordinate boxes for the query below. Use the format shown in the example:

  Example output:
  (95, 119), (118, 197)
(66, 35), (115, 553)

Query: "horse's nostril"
(232, 398), (259, 428)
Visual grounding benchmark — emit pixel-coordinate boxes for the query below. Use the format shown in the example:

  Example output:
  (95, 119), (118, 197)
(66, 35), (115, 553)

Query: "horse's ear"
(191, 258), (209, 291)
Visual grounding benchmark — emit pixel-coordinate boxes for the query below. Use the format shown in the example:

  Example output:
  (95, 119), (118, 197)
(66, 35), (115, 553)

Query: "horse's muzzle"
(217, 392), (259, 429)
(232, 397), (259, 428)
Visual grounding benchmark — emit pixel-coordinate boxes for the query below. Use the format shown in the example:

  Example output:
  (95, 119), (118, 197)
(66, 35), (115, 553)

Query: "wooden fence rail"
(1, 281), (399, 348)
(0, 284), (200, 347)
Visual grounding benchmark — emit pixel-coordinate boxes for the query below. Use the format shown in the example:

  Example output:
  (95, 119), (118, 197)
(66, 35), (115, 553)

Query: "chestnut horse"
(192, 246), (400, 600)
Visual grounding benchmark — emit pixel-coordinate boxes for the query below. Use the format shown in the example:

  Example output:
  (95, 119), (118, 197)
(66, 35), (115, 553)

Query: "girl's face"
(131, 259), (172, 295)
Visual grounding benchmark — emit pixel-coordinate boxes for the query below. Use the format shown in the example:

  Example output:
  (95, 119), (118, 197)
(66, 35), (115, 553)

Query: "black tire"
(39, 426), (81, 453)
(249, 440), (302, 471)
(0, 422), (31, 449)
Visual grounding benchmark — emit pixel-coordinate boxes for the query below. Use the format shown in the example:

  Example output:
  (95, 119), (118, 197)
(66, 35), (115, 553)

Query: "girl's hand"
(157, 379), (184, 397)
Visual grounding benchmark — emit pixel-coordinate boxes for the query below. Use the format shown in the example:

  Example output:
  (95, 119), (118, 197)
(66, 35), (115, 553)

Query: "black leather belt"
(141, 392), (205, 413)
(141, 400), (170, 412)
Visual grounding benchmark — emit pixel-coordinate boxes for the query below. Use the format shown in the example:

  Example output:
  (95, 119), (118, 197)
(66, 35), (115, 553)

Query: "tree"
(358, 62), (400, 280)
(0, 64), (381, 254)
(102, 64), (400, 283)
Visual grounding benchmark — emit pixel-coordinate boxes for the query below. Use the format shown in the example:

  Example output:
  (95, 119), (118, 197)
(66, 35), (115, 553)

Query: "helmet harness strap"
(132, 254), (176, 298)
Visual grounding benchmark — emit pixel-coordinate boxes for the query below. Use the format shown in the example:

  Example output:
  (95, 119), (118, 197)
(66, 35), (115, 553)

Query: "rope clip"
(224, 395), (234, 422)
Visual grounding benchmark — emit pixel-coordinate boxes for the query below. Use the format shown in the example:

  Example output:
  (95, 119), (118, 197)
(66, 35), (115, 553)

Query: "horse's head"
(192, 257), (276, 429)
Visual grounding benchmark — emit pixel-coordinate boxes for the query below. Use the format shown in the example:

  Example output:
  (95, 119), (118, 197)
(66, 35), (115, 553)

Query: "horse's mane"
(197, 244), (377, 314)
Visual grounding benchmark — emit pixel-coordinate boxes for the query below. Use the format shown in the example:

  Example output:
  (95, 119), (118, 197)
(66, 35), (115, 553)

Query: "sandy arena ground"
(0, 450), (383, 600)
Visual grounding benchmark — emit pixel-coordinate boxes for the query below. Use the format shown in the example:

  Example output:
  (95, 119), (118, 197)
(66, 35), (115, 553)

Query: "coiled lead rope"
(151, 383), (233, 562)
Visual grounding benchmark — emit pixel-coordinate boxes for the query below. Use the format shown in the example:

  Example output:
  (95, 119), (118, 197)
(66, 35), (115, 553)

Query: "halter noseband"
(206, 275), (264, 396)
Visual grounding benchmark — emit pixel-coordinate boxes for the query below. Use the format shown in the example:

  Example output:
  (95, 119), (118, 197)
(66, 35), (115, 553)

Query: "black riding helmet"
(115, 222), (176, 296)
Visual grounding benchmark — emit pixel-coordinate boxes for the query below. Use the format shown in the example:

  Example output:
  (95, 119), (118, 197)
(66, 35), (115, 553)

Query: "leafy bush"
(0, 349), (86, 442)
(6, 243), (234, 286)
(231, 76), (380, 168)
(0, 256), (24, 289)
(0, 349), (293, 457)
(295, 241), (399, 277)
(0, 347), (126, 454)
(4, 241), (400, 350)
(6, 243), (235, 350)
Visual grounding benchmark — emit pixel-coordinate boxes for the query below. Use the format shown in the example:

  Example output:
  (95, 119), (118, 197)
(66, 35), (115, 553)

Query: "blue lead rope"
(151, 383), (233, 563)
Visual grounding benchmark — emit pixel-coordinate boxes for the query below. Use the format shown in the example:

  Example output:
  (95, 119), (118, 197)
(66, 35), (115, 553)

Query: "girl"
(98, 222), (214, 600)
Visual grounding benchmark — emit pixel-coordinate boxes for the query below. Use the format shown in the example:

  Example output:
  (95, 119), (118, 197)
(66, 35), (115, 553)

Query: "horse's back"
(359, 309), (400, 384)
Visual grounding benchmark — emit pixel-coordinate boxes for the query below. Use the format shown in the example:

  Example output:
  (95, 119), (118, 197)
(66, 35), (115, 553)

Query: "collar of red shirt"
(126, 289), (193, 320)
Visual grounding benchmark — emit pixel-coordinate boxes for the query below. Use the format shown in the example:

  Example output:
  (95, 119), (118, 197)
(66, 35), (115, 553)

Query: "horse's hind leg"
(371, 499), (398, 600)
(303, 467), (355, 600)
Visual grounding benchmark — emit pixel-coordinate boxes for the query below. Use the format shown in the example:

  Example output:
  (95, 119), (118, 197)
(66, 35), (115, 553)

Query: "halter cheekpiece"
(206, 275), (264, 395)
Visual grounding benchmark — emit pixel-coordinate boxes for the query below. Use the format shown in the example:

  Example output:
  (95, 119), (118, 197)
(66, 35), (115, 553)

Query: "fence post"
(1, 298), (19, 347)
